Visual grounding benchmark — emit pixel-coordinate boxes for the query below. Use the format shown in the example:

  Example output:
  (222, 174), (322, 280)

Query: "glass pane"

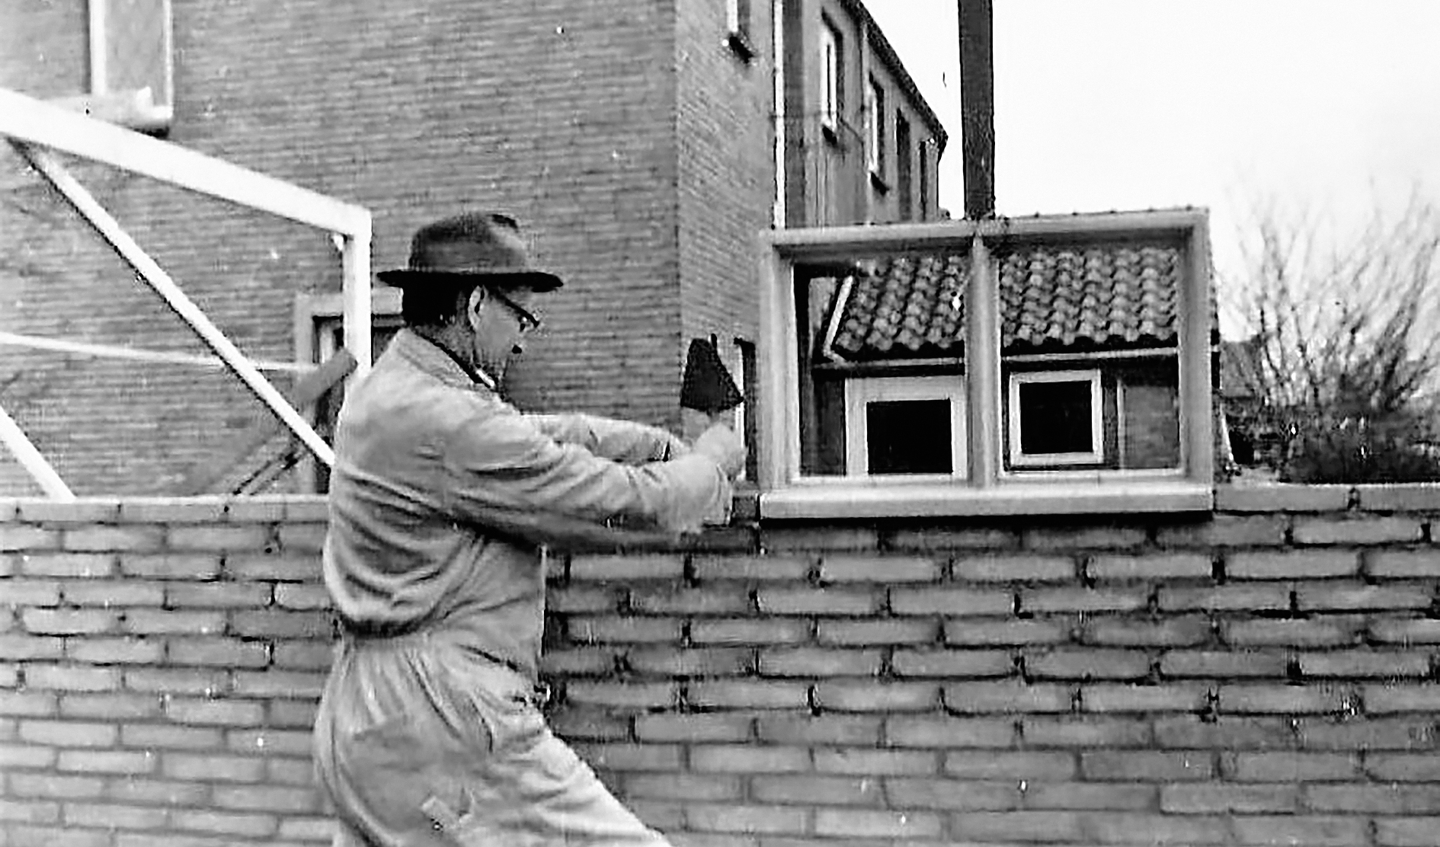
(1121, 373), (1180, 469)
(867, 399), (951, 474)
(1018, 381), (1093, 454)
(997, 241), (1186, 474)
(793, 254), (969, 478)
(106, 0), (170, 104)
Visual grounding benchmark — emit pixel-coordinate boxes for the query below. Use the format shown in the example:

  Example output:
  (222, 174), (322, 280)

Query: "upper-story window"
(918, 142), (931, 220)
(756, 211), (1215, 518)
(726, 0), (755, 61)
(75, 0), (174, 130)
(819, 17), (842, 135)
(865, 77), (885, 178)
(895, 112), (913, 221)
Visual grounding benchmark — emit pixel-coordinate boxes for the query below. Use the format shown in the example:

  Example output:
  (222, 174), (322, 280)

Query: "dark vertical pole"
(958, 0), (995, 218)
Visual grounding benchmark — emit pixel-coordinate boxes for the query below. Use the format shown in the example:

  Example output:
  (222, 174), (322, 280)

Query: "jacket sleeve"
(524, 413), (690, 464)
(441, 407), (731, 544)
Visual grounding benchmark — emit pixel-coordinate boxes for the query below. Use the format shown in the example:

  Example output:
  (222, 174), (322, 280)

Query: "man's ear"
(465, 286), (487, 327)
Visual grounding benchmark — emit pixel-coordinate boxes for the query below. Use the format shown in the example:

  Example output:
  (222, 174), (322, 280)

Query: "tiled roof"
(823, 243), (1183, 361)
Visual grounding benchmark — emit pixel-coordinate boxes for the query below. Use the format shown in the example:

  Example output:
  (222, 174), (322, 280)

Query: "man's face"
(469, 285), (544, 381)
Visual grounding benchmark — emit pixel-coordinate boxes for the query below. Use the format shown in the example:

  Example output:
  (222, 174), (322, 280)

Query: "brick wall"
(7, 485), (1440, 845)
(675, 0), (773, 361)
(0, 0), (700, 492)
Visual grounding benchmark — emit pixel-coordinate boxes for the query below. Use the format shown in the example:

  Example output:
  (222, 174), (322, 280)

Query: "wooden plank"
(0, 87), (369, 235)
(1183, 215), (1216, 485)
(966, 236), (999, 486)
(342, 233), (373, 382)
(760, 479), (1212, 519)
(0, 402), (75, 501)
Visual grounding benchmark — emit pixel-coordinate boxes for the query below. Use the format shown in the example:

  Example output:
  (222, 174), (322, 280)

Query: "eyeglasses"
(488, 287), (543, 335)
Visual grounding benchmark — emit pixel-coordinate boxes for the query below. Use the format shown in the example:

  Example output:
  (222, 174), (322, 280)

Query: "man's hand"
(692, 421), (746, 479)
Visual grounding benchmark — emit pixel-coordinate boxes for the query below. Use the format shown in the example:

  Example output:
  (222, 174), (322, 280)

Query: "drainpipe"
(772, 0), (786, 228)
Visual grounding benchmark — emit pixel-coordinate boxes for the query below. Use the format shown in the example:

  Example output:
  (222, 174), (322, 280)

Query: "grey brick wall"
(5, 486), (1440, 844)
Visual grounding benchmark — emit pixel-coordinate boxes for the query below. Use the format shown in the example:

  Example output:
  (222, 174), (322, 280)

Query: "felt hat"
(376, 212), (563, 291)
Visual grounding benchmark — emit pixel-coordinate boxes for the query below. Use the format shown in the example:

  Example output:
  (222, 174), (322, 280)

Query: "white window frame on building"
(1007, 369), (1103, 467)
(865, 76), (885, 178)
(819, 17), (841, 135)
(755, 209), (1214, 518)
(844, 375), (966, 479)
(57, 0), (175, 131)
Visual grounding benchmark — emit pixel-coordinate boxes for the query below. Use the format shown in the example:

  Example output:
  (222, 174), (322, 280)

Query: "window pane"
(793, 254), (969, 478)
(105, 0), (170, 104)
(1018, 380), (1094, 455)
(866, 398), (951, 474)
(1122, 373), (1181, 469)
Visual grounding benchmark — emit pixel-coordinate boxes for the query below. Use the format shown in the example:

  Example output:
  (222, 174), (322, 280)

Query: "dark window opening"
(1018, 380), (1094, 455)
(866, 398), (952, 474)
(895, 113), (913, 221)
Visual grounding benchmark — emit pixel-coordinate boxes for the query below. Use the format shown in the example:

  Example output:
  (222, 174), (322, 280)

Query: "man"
(313, 211), (745, 846)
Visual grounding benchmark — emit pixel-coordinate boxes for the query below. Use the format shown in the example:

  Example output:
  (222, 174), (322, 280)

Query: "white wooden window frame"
(865, 77), (884, 177)
(819, 18), (840, 132)
(756, 210), (1214, 519)
(845, 375), (966, 479)
(52, 0), (176, 131)
(0, 86), (372, 499)
(1008, 369), (1103, 467)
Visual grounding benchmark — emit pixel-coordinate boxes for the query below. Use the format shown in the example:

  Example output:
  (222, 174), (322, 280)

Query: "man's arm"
(526, 413), (689, 464)
(441, 409), (737, 547)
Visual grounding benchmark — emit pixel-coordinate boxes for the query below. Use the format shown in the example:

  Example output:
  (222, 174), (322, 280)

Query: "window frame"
(1007, 369), (1104, 467)
(755, 210), (1215, 518)
(293, 289), (403, 493)
(845, 374), (967, 480)
(819, 17), (842, 135)
(62, 0), (175, 131)
(865, 77), (885, 179)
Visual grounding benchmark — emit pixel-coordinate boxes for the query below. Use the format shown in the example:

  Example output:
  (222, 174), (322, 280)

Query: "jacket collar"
(390, 328), (499, 393)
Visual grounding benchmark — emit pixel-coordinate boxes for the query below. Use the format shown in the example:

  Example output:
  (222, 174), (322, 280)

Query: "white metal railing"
(0, 86), (373, 499)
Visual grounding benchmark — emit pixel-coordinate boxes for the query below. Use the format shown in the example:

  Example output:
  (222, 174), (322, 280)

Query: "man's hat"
(376, 212), (564, 291)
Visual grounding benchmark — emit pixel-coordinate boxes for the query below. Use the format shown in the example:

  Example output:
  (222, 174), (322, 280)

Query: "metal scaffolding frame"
(0, 87), (373, 500)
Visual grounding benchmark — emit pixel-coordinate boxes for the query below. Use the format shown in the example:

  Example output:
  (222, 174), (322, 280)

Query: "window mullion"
(965, 235), (1000, 487)
(88, 0), (108, 95)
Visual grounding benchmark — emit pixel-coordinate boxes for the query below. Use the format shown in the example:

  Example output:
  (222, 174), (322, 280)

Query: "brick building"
(0, 0), (946, 496)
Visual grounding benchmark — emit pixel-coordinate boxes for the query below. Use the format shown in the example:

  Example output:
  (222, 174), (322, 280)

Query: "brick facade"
(4, 485), (1440, 845)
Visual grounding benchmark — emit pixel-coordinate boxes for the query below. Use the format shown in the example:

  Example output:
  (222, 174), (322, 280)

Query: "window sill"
(51, 88), (172, 134)
(759, 479), (1213, 519)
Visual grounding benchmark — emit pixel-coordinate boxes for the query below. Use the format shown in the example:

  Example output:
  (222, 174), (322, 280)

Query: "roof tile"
(824, 242), (1183, 361)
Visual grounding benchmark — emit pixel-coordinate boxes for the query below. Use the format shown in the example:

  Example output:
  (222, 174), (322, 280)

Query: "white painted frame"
(77, 0), (175, 131)
(1008, 369), (1103, 468)
(844, 375), (966, 479)
(819, 17), (841, 132)
(0, 87), (373, 497)
(865, 77), (884, 176)
(756, 209), (1214, 518)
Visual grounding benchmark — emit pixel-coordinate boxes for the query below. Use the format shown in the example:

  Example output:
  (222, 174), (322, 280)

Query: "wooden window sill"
(760, 478), (1212, 519)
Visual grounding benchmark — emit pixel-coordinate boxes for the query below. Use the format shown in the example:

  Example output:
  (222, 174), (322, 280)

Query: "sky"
(864, 0), (1440, 336)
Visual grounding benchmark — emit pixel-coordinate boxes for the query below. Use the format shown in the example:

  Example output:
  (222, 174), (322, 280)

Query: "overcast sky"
(865, 0), (1440, 334)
